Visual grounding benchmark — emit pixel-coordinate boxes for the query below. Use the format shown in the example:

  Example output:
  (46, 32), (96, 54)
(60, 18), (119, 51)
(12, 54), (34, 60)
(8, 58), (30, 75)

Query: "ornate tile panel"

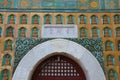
(0, 0), (119, 10)
(0, 0), (14, 8)
(105, 0), (119, 9)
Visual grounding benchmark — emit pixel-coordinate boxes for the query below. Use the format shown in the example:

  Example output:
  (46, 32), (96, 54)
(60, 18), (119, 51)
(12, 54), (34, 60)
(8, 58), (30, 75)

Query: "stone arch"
(13, 39), (106, 80)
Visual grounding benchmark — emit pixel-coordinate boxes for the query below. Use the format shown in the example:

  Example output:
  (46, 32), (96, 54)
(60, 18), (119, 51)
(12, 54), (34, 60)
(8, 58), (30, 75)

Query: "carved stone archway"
(13, 39), (106, 80)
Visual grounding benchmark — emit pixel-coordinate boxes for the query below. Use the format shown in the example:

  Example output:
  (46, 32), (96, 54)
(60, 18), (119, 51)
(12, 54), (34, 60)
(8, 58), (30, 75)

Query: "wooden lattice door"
(32, 55), (86, 80)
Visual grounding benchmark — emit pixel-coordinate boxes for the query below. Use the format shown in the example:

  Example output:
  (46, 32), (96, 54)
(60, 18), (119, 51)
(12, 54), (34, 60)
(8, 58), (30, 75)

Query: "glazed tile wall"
(0, 0), (120, 9)
(0, 12), (120, 80)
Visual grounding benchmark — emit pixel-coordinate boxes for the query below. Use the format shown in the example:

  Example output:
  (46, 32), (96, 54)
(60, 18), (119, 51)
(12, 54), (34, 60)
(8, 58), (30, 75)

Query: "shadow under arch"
(13, 39), (106, 80)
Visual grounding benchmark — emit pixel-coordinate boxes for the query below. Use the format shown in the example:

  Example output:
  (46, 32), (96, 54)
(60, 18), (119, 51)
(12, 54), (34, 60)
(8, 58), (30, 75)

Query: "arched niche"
(116, 27), (120, 37)
(80, 27), (88, 38)
(114, 15), (120, 24)
(79, 15), (86, 24)
(2, 54), (12, 66)
(55, 14), (64, 24)
(102, 15), (110, 24)
(103, 27), (112, 37)
(0, 27), (2, 37)
(32, 15), (40, 24)
(90, 15), (98, 24)
(6, 27), (14, 37)
(105, 40), (114, 51)
(4, 39), (14, 51)
(18, 27), (27, 38)
(30, 27), (40, 38)
(8, 14), (16, 24)
(67, 15), (75, 24)
(108, 69), (118, 80)
(0, 69), (10, 80)
(20, 14), (28, 24)
(106, 54), (116, 66)
(117, 40), (120, 51)
(0, 14), (3, 24)
(44, 14), (52, 24)
(91, 27), (100, 38)
(13, 39), (106, 80)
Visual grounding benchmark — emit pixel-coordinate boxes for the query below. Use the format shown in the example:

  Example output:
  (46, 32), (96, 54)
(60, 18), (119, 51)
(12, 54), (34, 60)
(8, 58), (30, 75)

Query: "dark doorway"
(32, 55), (86, 80)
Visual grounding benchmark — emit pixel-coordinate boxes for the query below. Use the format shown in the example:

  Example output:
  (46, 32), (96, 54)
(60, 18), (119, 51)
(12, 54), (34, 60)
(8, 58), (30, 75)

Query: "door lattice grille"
(32, 55), (86, 80)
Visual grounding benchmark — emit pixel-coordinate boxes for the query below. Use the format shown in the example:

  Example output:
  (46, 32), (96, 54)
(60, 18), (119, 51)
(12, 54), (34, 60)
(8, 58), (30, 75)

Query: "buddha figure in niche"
(91, 16), (97, 24)
(7, 28), (13, 37)
(80, 16), (85, 24)
(57, 15), (62, 24)
(80, 29), (86, 37)
(9, 15), (15, 24)
(0, 15), (3, 24)
(4, 55), (11, 66)
(103, 16), (108, 24)
(92, 29), (98, 37)
(115, 16), (120, 24)
(0, 28), (2, 37)
(2, 70), (9, 80)
(45, 15), (51, 24)
(109, 71), (115, 80)
(118, 42), (120, 51)
(33, 16), (39, 24)
(106, 42), (112, 51)
(116, 28), (120, 37)
(6, 41), (12, 51)
(32, 28), (38, 38)
(21, 15), (27, 24)
(107, 56), (114, 66)
(68, 15), (74, 24)
(20, 28), (26, 38)
(104, 29), (110, 37)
